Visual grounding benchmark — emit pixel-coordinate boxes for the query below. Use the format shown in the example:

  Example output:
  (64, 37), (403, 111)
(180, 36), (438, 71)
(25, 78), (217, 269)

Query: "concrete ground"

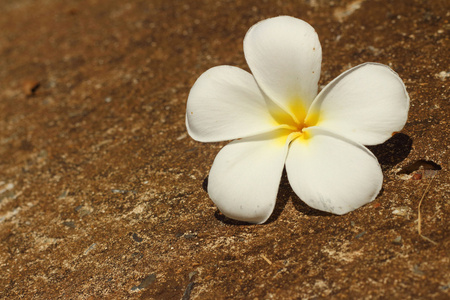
(0, 0), (448, 299)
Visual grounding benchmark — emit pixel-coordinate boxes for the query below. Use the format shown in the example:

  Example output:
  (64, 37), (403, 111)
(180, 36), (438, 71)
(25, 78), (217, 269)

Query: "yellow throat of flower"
(272, 98), (320, 144)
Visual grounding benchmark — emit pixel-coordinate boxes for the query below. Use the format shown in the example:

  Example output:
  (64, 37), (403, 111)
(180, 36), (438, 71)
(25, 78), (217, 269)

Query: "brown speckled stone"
(0, 0), (448, 299)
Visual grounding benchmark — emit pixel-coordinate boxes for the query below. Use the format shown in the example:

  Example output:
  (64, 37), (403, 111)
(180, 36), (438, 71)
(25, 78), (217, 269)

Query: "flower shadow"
(367, 133), (412, 169)
(214, 210), (256, 225)
(274, 171), (334, 219)
(212, 170), (332, 226)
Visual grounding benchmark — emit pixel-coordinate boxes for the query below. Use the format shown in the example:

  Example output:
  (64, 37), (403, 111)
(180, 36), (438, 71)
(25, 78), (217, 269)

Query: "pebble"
(183, 233), (197, 240)
(392, 207), (410, 217)
(131, 274), (156, 291)
(355, 231), (366, 239)
(75, 205), (93, 217)
(177, 133), (187, 140)
(111, 189), (137, 194)
(436, 71), (449, 81)
(188, 271), (198, 281)
(58, 190), (68, 199)
(63, 221), (76, 228)
(412, 265), (425, 276)
(392, 236), (402, 245)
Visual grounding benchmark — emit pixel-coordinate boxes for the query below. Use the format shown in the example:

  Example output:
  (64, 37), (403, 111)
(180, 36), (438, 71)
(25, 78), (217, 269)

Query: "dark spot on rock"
(62, 221), (76, 228)
(398, 160), (442, 174)
(182, 282), (195, 300)
(23, 80), (40, 96)
(202, 176), (208, 192)
(132, 233), (143, 242)
(132, 252), (143, 260)
(398, 160), (442, 180)
(19, 140), (33, 151)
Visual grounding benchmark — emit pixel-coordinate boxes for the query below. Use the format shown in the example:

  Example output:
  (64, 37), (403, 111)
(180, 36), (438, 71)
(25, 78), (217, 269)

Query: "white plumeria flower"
(186, 16), (409, 224)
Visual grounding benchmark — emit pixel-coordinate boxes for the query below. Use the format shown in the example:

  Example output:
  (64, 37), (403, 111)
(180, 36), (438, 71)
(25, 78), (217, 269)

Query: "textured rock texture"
(0, 0), (448, 299)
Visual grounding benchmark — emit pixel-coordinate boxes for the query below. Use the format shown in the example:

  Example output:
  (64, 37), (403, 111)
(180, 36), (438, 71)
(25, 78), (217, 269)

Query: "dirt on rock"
(0, 0), (449, 299)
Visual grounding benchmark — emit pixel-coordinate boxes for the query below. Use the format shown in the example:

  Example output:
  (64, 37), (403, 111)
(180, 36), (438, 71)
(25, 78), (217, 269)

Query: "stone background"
(0, 0), (448, 299)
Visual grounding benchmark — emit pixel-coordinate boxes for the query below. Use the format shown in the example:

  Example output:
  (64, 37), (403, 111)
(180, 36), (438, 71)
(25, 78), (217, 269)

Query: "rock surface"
(0, 0), (449, 299)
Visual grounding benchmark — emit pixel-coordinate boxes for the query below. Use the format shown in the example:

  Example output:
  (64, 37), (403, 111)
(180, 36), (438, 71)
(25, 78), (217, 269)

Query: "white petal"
(285, 127), (383, 215)
(186, 66), (283, 142)
(244, 16), (322, 122)
(307, 63), (409, 145)
(208, 130), (293, 223)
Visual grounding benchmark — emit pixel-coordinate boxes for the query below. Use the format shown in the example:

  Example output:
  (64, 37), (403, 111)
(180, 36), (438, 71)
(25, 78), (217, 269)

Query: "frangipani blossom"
(186, 16), (409, 224)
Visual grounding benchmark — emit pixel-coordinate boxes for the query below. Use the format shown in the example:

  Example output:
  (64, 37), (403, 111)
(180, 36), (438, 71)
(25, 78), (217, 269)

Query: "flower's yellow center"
(271, 98), (320, 146)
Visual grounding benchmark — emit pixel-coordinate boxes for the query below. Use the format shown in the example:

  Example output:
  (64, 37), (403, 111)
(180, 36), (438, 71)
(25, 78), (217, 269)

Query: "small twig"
(420, 234), (438, 245)
(417, 176), (438, 245)
(261, 254), (272, 265)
